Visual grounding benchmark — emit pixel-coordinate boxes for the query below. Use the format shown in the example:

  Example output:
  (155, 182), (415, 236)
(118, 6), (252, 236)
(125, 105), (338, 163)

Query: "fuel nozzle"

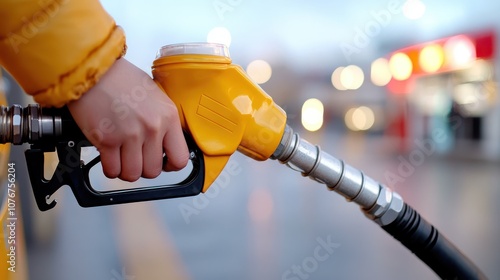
(152, 43), (287, 192)
(0, 103), (206, 211)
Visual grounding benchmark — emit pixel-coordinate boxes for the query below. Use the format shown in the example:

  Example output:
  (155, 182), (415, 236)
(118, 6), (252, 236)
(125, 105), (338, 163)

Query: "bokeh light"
(207, 27), (232, 47)
(301, 98), (324, 132)
(371, 58), (392, 86)
(403, 0), (426, 20)
(453, 83), (478, 106)
(345, 106), (375, 131)
(331, 67), (347, 90)
(246, 60), (273, 84)
(453, 83), (489, 116)
(419, 44), (444, 73)
(465, 59), (493, 82)
(389, 52), (413, 81)
(444, 35), (476, 68)
(340, 65), (364, 90)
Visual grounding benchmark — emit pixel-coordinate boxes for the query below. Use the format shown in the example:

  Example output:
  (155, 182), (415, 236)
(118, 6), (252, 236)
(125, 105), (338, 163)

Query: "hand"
(67, 58), (189, 181)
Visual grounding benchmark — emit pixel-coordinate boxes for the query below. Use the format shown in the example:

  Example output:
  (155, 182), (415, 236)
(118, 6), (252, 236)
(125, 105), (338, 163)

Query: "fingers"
(99, 147), (121, 179)
(67, 58), (189, 182)
(142, 134), (163, 179)
(100, 144), (144, 182)
(119, 139), (143, 182)
(160, 103), (189, 172)
(99, 122), (188, 181)
(162, 126), (190, 171)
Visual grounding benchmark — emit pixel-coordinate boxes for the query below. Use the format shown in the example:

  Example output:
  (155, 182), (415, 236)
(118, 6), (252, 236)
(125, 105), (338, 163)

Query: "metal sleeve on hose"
(272, 125), (381, 209)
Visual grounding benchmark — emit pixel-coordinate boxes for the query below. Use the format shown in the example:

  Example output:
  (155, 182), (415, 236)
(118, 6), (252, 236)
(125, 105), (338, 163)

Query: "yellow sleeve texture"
(0, 0), (126, 107)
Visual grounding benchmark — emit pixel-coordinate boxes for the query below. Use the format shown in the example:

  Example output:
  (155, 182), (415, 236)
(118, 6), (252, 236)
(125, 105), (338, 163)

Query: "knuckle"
(120, 161), (142, 182)
(103, 168), (120, 179)
(120, 170), (141, 182)
(143, 117), (162, 135)
(142, 166), (162, 179)
(163, 103), (180, 121)
(166, 155), (189, 171)
(123, 127), (142, 142)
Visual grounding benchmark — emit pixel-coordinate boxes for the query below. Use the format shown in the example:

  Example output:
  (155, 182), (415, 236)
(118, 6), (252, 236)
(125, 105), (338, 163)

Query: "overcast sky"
(101, 1), (500, 73)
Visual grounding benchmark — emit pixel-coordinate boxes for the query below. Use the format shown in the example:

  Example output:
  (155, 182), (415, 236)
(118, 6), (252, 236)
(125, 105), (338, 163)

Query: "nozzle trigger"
(25, 133), (205, 211)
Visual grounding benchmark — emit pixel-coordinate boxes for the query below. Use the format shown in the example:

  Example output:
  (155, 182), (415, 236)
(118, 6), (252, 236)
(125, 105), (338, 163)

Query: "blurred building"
(380, 30), (498, 160)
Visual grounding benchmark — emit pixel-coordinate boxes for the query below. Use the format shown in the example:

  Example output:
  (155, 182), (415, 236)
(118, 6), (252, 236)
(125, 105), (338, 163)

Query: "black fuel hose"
(382, 203), (487, 279)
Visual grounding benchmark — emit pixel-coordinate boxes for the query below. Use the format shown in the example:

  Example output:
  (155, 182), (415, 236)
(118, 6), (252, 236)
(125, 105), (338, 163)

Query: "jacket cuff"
(0, 0), (127, 107)
(33, 25), (126, 107)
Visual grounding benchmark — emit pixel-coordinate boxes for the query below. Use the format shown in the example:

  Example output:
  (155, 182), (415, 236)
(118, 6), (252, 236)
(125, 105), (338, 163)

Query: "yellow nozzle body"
(152, 43), (287, 192)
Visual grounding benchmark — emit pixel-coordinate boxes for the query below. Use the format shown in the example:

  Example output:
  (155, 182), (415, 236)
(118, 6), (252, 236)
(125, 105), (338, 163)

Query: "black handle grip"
(23, 106), (205, 211)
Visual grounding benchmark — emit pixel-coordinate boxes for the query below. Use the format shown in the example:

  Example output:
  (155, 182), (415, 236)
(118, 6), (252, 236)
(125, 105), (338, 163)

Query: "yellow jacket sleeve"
(0, 0), (126, 107)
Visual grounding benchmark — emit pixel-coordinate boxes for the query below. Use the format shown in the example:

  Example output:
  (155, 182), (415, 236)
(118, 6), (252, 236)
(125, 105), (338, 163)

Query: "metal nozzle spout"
(271, 125), (403, 225)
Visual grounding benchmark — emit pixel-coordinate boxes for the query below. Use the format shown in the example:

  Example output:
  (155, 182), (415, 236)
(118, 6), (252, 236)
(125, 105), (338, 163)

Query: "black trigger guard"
(25, 133), (205, 211)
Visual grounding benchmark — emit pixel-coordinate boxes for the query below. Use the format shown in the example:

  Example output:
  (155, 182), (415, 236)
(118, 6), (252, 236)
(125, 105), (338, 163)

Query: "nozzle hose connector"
(272, 125), (486, 279)
(271, 125), (402, 225)
(0, 104), (62, 145)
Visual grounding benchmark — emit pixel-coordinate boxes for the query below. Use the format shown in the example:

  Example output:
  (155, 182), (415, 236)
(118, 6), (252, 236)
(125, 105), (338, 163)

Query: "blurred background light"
(444, 35), (476, 68)
(207, 27), (232, 47)
(248, 188), (274, 223)
(463, 60), (494, 82)
(301, 98), (324, 131)
(331, 67), (347, 90)
(454, 83), (479, 106)
(412, 88), (452, 116)
(453, 83), (490, 116)
(402, 0), (426, 20)
(344, 106), (375, 131)
(371, 58), (392, 86)
(389, 52), (413, 81)
(340, 65), (364, 90)
(419, 44), (445, 73)
(246, 60), (273, 84)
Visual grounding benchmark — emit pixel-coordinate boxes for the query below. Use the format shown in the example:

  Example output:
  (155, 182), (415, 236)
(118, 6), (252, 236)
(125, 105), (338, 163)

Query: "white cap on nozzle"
(156, 43), (230, 59)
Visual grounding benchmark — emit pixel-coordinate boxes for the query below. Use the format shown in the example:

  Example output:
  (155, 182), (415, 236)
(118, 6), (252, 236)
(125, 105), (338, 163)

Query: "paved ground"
(23, 129), (500, 280)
